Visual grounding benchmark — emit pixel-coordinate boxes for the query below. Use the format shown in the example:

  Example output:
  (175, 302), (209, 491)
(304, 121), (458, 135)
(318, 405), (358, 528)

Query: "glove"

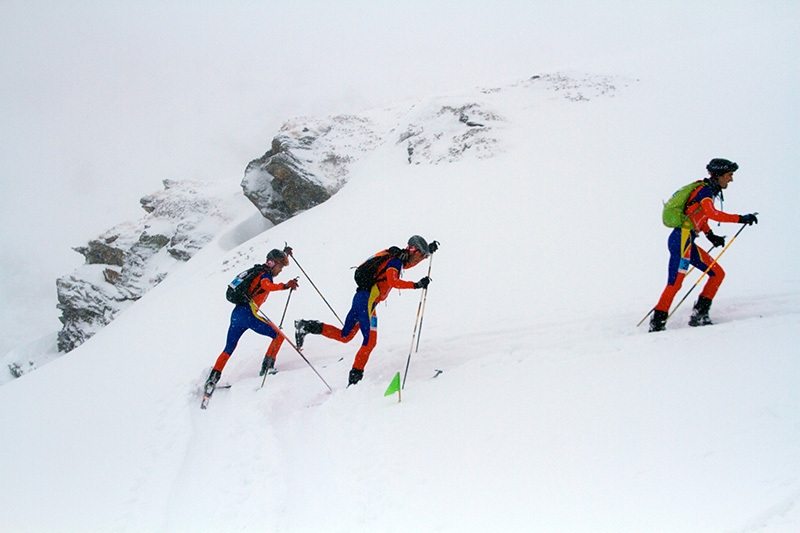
(414, 276), (431, 289)
(428, 240), (439, 254)
(738, 213), (758, 226)
(284, 278), (299, 291)
(706, 231), (725, 248)
(283, 245), (294, 256)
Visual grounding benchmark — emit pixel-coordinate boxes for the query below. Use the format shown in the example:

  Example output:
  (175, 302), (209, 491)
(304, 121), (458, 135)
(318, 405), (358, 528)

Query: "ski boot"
(294, 319), (323, 350)
(347, 368), (364, 387)
(204, 369), (221, 395)
(201, 369), (222, 409)
(688, 296), (714, 327)
(260, 356), (276, 377)
(649, 309), (669, 332)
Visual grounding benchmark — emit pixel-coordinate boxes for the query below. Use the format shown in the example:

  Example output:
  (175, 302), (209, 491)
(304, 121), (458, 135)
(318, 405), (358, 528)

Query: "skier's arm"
(695, 197), (741, 231)
(384, 266), (416, 290)
(258, 276), (286, 293)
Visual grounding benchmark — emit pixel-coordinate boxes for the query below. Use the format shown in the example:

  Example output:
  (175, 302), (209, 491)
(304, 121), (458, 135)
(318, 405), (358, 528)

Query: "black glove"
(706, 231), (725, 248)
(428, 240), (439, 254)
(414, 276), (431, 289)
(283, 245), (294, 256)
(738, 213), (758, 226)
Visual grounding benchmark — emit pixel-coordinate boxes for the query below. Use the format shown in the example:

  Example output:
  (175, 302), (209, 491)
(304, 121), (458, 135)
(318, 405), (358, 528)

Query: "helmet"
(266, 249), (289, 267)
(706, 158), (738, 177)
(407, 235), (430, 257)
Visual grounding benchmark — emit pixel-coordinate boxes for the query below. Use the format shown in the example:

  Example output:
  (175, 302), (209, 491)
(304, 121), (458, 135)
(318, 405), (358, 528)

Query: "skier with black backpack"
(294, 235), (438, 386)
(203, 248), (299, 400)
(649, 158), (758, 332)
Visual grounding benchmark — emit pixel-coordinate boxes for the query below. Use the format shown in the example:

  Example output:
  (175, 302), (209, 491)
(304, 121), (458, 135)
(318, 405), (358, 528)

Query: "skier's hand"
(414, 276), (431, 289)
(706, 231), (725, 248)
(739, 213), (758, 226)
(428, 240), (439, 254)
(284, 278), (299, 291)
(283, 245), (294, 256)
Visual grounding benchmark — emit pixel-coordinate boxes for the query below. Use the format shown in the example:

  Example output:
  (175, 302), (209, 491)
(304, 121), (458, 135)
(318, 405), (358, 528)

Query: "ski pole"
(666, 223), (748, 321)
(259, 288), (295, 388)
(402, 252), (435, 389)
(415, 253), (435, 353)
(402, 292), (426, 390)
(636, 244), (717, 328)
(251, 299), (332, 392)
(285, 245), (344, 326)
(278, 286), (295, 329)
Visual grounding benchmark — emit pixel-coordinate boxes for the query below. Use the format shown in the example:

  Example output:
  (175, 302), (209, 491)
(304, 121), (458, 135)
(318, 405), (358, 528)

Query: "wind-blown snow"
(1, 7), (799, 533)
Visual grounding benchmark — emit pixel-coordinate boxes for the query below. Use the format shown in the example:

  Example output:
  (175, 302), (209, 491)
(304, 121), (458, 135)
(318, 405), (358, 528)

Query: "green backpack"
(662, 181), (704, 229)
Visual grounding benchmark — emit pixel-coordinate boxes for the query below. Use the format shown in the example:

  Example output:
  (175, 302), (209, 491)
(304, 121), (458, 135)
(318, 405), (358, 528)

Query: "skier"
(294, 235), (437, 386)
(204, 248), (298, 394)
(649, 158), (758, 332)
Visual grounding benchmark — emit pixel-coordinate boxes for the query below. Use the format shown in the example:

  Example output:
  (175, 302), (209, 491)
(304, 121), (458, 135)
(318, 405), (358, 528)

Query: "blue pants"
(341, 289), (378, 346)
(655, 227), (725, 312)
(223, 304), (278, 354)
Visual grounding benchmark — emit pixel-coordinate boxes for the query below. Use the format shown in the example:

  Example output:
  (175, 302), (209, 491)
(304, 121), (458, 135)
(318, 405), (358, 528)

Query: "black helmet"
(266, 249), (289, 267)
(706, 158), (738, 177)
(407, 235), (430, 256)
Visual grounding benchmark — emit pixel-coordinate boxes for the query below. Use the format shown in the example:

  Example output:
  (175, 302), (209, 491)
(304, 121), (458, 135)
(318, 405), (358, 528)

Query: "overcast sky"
(1, 1), (796, 354)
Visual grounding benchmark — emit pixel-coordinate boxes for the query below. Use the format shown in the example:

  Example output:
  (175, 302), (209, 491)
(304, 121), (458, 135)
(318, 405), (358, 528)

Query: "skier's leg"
(693, 246), (725, 300)
(654, 228), (690, 313)
(321, 290), (369, 342)
(212, 306), (251, 376)
(348, 312), (378, 386)
(688, 246), (725, 327)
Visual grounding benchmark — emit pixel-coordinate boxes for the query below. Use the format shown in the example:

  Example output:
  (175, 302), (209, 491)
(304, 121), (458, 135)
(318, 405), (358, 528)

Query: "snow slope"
(2, 16), (799, 533)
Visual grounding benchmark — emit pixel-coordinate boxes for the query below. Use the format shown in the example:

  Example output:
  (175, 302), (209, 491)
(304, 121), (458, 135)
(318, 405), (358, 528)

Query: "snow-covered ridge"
(4, 72), (631, 382)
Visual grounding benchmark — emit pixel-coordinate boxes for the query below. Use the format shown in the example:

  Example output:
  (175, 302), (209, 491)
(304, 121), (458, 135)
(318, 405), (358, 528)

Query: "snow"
(2, 3), (800, 533)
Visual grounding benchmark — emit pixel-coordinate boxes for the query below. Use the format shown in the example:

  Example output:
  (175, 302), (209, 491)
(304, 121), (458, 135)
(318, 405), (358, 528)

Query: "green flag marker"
(384, 372), (401, 399)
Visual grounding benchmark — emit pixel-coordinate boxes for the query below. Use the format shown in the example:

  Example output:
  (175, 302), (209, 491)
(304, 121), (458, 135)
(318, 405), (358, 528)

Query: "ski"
(200, 382), (230, 409)
(200, 387), (214, 409)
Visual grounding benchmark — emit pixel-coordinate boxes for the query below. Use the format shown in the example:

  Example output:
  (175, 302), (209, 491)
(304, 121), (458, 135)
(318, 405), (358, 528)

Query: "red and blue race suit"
(654, 183), (740, 313)
(212, 270), (292, 374)
(321, 255), (417, 371)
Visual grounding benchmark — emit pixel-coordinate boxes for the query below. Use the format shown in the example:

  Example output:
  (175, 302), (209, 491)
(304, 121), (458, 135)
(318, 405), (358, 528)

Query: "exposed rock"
(397, 102), (503, 165)
(73, 239), (125, 267)
(57, 271), (128, 352)
(242, 115), (381, 223)
(242, 138), (330, 224)
(56, 179), (239, 353)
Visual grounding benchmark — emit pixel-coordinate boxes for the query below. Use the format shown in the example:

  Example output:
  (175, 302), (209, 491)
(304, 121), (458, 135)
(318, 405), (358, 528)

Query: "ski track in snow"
(118, 288), (800, 532)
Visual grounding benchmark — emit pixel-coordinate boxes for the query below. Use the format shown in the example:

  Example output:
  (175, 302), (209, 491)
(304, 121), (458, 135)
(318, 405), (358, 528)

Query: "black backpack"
(226, 264), (269, 305)
(354, 247), (403, 290)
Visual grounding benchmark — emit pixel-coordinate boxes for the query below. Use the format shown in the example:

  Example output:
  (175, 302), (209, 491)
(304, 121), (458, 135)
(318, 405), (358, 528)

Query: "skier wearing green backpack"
(649, 158), (758, 332)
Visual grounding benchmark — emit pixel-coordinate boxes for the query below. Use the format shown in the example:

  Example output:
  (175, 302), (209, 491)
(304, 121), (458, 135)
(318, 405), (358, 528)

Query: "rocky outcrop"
(240, 72), (633, 221)
(396, 102), (503, 165)
(242, 115), (381, 223)
(242, 137), (331, 224)
(56, 179), (240, 353)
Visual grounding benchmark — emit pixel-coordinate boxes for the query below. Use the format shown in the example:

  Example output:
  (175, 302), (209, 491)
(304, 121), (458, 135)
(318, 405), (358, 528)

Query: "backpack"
(226, 264), (269, 305)
(662, 181), (704, 229)
(354, 247), (403, 290)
